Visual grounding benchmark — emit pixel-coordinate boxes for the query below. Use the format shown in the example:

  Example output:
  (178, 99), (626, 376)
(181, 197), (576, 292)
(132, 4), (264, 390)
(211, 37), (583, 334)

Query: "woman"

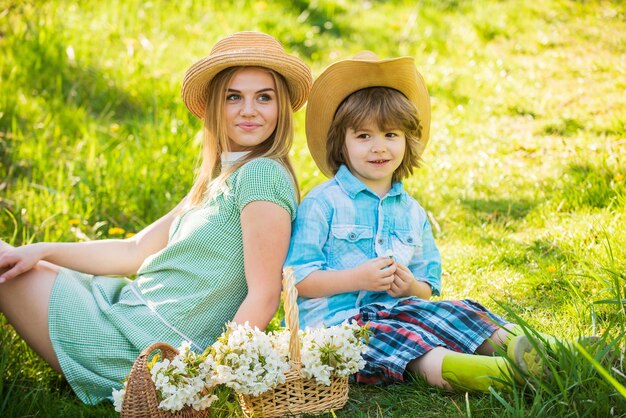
(0, 31), (312, 404)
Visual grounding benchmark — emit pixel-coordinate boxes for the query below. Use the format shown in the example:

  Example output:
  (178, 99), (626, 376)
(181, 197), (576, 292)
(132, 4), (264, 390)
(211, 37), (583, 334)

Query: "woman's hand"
(353, 257), (396, 292)
(0, 243), (47, 283)
(0, 197), (186, 281)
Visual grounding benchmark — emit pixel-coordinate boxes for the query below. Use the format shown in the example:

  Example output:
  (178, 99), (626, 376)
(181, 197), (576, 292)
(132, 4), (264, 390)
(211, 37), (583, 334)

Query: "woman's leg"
(0, 241), (61, 372)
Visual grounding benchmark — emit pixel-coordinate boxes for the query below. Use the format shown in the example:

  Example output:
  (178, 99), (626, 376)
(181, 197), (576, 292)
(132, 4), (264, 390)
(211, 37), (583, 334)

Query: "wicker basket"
(121, 342), (211, 418)
(238, 268), (349, 417)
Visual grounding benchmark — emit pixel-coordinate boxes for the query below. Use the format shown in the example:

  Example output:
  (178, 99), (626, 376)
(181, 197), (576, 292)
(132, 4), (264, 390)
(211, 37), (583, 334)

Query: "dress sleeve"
(284, 194), (331, 284)
(232, 158), (297, 221)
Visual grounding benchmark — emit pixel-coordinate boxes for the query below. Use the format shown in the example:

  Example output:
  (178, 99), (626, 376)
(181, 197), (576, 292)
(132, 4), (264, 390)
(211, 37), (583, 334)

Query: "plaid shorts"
(352, 298), (509, 384)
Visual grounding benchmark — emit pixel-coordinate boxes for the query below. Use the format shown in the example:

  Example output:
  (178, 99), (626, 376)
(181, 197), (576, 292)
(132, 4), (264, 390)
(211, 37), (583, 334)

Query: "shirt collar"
(335, 165), (405, 200)
(221, 151), (250, 167)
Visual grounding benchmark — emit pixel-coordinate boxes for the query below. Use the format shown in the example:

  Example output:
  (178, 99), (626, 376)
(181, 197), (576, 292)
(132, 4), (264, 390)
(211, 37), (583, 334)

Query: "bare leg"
(407, 347), (454, 390)
(475, 324), (519, 355)
(408, 346), (516, 392)
(0, 240), (62, 372)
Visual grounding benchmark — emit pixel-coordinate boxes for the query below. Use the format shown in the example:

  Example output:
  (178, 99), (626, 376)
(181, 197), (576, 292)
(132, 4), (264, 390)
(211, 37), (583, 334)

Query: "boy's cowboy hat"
(182, 31), (312, 119)
(305, 51), (430, 178)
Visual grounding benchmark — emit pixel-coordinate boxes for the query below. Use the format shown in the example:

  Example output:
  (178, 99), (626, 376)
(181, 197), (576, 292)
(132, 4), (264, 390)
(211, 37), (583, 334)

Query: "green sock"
(441, 353), (514, 392)
(503, 324), (524, 347)
(505, 325), (568, 352)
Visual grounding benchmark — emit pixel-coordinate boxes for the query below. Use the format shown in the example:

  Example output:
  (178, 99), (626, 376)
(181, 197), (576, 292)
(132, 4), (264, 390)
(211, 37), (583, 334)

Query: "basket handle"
(139, 341), (180, 361)
(121, 342), (179, 417)
(282, 268), (301, 364)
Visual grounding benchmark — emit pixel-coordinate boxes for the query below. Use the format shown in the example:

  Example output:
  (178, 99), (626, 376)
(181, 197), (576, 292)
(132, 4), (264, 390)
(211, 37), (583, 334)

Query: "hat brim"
(182, 51), (312, 119)
(305, 57), (430, 178)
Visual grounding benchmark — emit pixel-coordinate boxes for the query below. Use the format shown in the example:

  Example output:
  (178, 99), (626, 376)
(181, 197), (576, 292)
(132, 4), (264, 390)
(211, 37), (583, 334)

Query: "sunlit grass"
(1, 0), (625, 416)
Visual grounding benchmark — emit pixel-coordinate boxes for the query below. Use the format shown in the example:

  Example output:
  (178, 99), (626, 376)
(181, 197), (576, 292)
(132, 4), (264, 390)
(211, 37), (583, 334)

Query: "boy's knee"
(407, 347), (453, 390)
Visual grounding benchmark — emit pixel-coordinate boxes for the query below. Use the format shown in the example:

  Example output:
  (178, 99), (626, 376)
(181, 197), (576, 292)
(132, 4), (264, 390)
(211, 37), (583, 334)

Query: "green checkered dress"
(48, 158), (297, 404)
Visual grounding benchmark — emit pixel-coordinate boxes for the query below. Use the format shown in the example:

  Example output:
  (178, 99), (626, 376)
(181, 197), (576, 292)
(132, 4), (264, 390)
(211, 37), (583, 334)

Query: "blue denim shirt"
(285, 165), (442, 328)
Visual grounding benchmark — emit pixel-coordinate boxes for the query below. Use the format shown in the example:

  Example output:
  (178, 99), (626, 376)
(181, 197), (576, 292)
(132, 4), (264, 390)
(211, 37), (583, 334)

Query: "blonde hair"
(188, 66), (300, 206)
(326, 87), (423, 182)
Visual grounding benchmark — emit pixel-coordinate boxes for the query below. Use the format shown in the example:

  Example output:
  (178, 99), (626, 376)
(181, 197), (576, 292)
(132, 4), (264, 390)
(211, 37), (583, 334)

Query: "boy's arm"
(286, 194), (396, 298)
(296, 256), (396, 298)
(406, 215), (442, 296)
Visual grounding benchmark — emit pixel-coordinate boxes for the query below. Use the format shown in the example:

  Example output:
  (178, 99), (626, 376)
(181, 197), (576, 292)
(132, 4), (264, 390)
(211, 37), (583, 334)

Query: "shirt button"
(407, 237), (414, 243)
(377, 238), (383, 244)
(348, 232), (357, 240)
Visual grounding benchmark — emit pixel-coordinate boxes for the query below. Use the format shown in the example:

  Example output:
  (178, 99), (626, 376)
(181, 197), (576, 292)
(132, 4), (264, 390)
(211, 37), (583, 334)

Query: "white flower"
(113, 320), (369, 410)
(211, 320), (369, 393)
(140, 341), (218, 413)
(299, 321), (369, 385)
(212, 322), (290, 396)
(111, 381), (127, 413)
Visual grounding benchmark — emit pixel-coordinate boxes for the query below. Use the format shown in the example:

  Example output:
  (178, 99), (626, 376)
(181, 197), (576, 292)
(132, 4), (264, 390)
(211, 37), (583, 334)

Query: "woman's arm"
(231, 200), (290, 329)
(0, 197), (187, 281)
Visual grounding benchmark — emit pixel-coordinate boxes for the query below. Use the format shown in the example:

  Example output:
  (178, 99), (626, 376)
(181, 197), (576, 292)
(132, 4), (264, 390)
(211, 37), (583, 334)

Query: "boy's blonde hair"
(326, 87), (423, 182)
(188, 66), (300, 206)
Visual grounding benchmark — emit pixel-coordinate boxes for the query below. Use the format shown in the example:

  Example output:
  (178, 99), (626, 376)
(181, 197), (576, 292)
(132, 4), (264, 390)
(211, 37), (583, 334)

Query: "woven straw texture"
(238, 268), (349, 417)
(181, 31), (312, 119)
(121, 342), (210, 418)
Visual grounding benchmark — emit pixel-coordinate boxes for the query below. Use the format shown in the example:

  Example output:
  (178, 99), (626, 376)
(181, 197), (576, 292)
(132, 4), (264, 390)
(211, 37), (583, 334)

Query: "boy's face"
(344, 121), (406, 196)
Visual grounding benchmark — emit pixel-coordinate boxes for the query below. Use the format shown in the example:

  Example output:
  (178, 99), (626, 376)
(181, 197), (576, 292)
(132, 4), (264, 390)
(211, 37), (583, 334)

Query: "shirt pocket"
(329, 225), (374, 270)
(390, 229), (422, 265)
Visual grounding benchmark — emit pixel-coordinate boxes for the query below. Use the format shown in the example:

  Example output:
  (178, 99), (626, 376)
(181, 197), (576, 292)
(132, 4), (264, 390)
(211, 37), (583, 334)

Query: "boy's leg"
(407, 347), (515, 392)
(475, 324), (522, 355)
(507, 335), (549, 377)
(477, 323), (577, 356)
(440, 352), (516, 392)
(491, 327), (612, 378)
(407, 347), (454, 390)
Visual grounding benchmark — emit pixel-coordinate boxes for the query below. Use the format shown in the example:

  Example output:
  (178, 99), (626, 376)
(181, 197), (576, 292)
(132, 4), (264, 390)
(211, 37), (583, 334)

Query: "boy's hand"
(353, 257), (396, 292)
(386, 262), (433, 299)
(387, 262), (415, 297)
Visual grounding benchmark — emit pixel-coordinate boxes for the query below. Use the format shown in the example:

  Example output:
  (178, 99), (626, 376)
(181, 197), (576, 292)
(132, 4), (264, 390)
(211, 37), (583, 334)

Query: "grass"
(1, 0), (625, 416)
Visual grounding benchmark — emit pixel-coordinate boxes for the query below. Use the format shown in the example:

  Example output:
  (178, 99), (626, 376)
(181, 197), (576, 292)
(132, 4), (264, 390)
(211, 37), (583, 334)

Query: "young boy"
(285, 51), (541, 392)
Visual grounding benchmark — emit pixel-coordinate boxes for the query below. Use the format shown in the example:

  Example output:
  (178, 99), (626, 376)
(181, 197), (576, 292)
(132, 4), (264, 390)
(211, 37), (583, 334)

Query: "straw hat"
(182, 32), (312, 119)
(305, 51), (431, 178)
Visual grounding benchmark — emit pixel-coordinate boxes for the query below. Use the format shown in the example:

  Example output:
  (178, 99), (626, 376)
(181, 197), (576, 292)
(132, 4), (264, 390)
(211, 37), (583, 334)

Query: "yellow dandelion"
(108, 226), (126, 236)
(69, 218), (81, 226)
(546, 265), (557, 273)
(125, 232), (136, 239)
(109, 123), (120, 133)
(614, 173), (624, 182)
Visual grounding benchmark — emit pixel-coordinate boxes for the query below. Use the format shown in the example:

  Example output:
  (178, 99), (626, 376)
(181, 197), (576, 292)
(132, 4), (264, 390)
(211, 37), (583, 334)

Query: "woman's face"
(225, 67), (278, 151)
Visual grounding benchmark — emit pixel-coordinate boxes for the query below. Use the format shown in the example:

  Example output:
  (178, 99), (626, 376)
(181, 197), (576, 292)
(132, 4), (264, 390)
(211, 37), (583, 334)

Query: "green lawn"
(1, 0), (625, 416)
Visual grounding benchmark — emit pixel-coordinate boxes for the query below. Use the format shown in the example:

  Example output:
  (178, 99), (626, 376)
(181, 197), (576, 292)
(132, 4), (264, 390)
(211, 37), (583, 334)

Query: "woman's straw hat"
(305, 51), (431, 178)
(182, 32), (312, 119)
